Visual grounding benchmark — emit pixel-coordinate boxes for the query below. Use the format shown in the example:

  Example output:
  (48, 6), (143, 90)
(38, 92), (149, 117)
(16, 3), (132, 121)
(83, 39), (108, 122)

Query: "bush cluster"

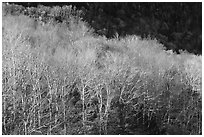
(3, 3), (83, 25)
(2, 3), (202, 135)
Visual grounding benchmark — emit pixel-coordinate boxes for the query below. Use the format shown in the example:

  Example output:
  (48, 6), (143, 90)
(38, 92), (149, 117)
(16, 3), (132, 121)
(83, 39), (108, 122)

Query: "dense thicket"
(8, 2), (202, 54)
(2, 3), (202, 135)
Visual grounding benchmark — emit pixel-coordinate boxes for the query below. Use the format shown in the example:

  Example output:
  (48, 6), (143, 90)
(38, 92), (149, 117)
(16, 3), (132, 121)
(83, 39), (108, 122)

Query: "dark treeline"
(9, 2), (202, 55)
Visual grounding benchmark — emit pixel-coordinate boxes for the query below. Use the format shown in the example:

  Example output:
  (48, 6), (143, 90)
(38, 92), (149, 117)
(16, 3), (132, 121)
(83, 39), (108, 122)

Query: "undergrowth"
(2, 13), (202, 135)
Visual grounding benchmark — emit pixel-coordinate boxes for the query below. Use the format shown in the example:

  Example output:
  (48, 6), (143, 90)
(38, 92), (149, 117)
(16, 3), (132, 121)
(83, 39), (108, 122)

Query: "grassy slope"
(2, 14), (202, 135)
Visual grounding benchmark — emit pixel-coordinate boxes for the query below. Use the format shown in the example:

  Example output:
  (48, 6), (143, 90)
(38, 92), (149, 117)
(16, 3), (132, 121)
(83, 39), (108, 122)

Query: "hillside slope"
(2, 12), (202, 135)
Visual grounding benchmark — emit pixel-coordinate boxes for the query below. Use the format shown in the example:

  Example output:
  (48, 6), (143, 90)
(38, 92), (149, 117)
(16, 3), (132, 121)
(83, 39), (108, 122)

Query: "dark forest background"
(8, 2), (202, 55)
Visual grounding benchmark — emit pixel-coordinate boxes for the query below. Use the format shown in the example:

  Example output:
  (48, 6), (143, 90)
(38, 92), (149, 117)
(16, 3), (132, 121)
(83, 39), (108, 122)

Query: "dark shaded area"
(78, 2), (202, 55)
(8, 2), (202, 55)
